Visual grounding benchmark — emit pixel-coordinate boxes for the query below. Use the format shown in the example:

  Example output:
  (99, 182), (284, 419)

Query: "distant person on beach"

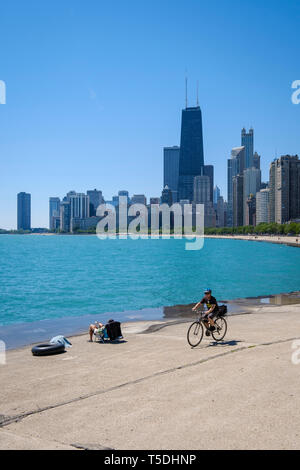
(192, 289), (219, 333)
(89, 319), (123, 342)
(89, 321), (104, 341)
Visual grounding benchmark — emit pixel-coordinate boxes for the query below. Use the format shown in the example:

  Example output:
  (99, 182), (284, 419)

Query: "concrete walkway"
(205, 234), (300, 247)
(1, 305), (300, 449)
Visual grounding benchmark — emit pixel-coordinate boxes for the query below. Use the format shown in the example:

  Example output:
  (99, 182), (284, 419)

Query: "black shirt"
(200, 295), (219, 312)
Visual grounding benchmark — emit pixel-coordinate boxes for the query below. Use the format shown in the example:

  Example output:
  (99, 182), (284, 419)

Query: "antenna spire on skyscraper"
(185, 76), (188, 109)
(196, 80), (199, 106)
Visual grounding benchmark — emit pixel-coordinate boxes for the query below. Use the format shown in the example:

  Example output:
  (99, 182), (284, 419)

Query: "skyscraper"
(241, 128), (254, 168)
(178, 106), (204, 202)
(60, 199), (71, 232)
(68, 192), (90, 220)
(163, 146), (180, 202)
(268, 160), (276, 223)
(118, 190), (129, 198)
(227, 146), (245, 226)
(253, 152), (261, 170)
(202, 165), (214, 203)
(272, 155), (300, 224)
(216, 196), (225, 227)
(245, 194), (256, 226)
(213, 185), (221, 205)
(193, 175), (210, 204)
(161, 185), (173, 206)
(17, 192), (31, 230)
(243, 167), (261, 224)
(49, 197), (61, 230)
(149, 197), (160, 205)
(87, 189), (104, 216)
(256, 188), (270, 224)
(232, 175), (244, 227)
(131, 194), (147, 205)
(193, 175), (216, 227)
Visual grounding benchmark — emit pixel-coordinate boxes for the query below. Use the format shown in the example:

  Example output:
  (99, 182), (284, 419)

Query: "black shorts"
(207, 310), (219, 320)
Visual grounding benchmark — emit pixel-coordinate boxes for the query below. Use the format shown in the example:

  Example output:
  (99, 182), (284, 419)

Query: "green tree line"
(204, 222), (300, 236)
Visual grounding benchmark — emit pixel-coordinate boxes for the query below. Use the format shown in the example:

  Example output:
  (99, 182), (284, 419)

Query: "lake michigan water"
(1, 234), (300, 329)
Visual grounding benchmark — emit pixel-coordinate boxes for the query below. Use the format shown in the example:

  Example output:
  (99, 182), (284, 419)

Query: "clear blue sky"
(0, 0), (299, 229)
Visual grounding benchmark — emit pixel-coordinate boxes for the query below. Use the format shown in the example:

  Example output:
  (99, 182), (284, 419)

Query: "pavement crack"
(1, 335), (299, 429)
(70, 443), (114, 450)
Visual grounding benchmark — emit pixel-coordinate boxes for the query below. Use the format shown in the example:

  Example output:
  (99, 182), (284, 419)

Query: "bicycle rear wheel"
(211, 317), (227, 342)
(187, 321), (204, 347)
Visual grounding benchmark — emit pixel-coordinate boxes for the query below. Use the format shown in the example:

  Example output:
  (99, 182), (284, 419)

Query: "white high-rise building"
(256, 188), (270, 225)
(68, 192), (90, 220)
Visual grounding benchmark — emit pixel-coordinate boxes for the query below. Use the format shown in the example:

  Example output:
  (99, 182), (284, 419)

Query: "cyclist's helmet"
(204, 288), (212, 294)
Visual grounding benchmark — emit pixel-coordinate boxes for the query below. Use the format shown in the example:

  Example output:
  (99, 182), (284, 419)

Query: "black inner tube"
(31, 342), (65, 356)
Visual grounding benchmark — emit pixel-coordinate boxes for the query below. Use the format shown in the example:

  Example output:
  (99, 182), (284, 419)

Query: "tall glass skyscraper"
(203, 165), (214, 203)
(163, 146), (180, 202)
(227, 146), (245, 226)
(178, 106), (204, 202)
(49, 197), (61, 229)
(17, 192), (31, 230)
(241, 128), (254, 168)
(213, 185), (221, 205)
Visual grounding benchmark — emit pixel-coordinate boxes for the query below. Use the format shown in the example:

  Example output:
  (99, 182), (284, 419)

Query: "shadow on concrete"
(95, 339), (128, 345)
(207, 339), (243, 347)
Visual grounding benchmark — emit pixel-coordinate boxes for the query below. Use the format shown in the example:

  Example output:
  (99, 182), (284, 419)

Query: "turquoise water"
(1, 234), (300, 327)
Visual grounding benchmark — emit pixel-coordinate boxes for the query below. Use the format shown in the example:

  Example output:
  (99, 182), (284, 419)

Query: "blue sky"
(0, 0), (299, 228)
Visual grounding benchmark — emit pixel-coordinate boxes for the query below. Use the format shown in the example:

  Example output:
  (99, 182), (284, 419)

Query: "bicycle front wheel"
(211, 317), (227, 342)
(187, 321), (204, 347)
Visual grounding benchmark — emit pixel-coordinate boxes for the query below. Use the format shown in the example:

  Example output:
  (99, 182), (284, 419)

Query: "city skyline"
(6, 92), (300, 232)
(8, 116), (300, 231)
(1, 1), (300, 229)
(4, 106), (276, 230)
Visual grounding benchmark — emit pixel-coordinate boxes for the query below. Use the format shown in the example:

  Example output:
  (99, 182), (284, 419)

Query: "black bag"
(218, 305), (227, 316)
(105, 320), (122, 340)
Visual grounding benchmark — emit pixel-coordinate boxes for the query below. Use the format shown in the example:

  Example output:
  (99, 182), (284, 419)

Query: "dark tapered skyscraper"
(178, 106), (204, 202)
(17, 192), (31, 230)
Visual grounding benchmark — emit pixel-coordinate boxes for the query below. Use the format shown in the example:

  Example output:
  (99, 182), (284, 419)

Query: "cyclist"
(192, 288), (219, 334)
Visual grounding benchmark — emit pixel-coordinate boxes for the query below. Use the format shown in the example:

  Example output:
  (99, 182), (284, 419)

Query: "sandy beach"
(205, 234), (300, 247)
(1, 301), (300, 450)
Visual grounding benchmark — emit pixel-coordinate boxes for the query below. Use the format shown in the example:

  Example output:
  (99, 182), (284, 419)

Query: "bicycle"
(187, 308), (228, 347)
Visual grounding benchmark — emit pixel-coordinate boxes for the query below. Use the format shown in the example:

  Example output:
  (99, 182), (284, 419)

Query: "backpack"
(218, 305), (227, 316)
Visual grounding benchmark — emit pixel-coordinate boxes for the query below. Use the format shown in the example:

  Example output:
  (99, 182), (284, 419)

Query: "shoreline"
(2, 290), (300, 351)
(1, 232), (300, 247)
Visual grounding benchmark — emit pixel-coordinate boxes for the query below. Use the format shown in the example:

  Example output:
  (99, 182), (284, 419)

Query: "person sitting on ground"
(192, 288), (219, 335)
(89, 321), (104, 342)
